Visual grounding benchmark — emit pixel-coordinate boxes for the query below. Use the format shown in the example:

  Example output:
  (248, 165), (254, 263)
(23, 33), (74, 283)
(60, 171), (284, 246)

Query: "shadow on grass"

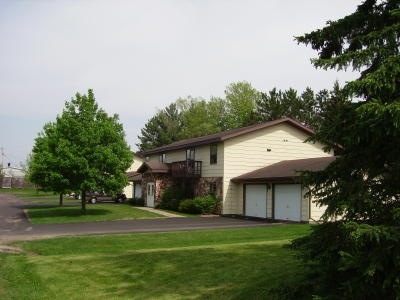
(27, 206), (111, 219)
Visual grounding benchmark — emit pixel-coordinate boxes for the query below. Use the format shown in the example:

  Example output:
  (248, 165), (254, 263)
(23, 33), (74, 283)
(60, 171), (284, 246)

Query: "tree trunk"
(81, 191), (86, 215)
(59, 193), (63, 206)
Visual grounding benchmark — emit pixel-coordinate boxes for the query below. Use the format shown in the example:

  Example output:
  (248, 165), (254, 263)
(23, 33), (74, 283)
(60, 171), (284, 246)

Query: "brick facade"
(141, 173), (175, 206)
(141, 172), (223, 211)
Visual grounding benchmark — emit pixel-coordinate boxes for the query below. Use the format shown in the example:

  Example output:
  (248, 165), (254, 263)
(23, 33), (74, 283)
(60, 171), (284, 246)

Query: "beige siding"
(301, 188), (309, 222)
(165, 150), (186, 163)
(123, 182), (134, 199)
(146, 149), (186, 163)
(310, 198), (327, 222)
(146, 144), (224, 178)
(222, 123), (332, 214)
(195, 143), (224, 177)
(124, 155), (144, 197)
(126, 156), (144, 172)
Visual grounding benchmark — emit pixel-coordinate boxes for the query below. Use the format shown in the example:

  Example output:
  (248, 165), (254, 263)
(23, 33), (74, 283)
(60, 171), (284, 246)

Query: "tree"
(29, 122), (70, 206)
(179, 97), (226, 138)
(290, 1), (400, 299)
(223, 81), (261, 129)
(29, 90), (132, 214)
(137, 102), (182, 152)
(255, 87), (331, 131)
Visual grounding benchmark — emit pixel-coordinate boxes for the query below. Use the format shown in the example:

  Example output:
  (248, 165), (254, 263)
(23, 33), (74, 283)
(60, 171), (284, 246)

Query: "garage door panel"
(274, 184), (301, 221)
(245, 184), (267, 218)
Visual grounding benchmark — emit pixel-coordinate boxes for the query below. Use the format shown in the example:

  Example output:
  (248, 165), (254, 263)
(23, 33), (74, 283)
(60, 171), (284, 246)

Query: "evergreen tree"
(291, 1), (400, 298)
(255, 87), (328, 130)
(136, 102), (182, 152)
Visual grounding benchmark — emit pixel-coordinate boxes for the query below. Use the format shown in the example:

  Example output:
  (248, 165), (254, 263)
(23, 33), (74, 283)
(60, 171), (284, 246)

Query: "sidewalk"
(135, 206), (185, 218)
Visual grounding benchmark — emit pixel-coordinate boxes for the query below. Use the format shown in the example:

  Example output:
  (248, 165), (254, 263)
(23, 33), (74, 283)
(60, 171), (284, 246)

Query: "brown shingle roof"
(143, 118), (314, 155)
(231, 156), (336, 183)
(126, 172), (142, 182)
(137, 162), (170, 174)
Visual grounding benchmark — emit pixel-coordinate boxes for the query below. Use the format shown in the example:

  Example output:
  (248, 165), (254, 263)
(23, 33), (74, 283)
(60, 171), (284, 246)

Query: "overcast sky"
(0, 0), (361, 167)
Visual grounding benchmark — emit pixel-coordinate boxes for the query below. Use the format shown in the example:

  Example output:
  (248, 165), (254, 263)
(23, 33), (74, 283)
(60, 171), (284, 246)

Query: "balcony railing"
(171, 160), (202, 178)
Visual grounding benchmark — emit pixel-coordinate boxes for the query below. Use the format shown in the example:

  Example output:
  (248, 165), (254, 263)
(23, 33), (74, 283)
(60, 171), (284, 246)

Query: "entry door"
(147, 182), (155, 207)
(274, 184), (301, 221)
(245, 184), (267, 218)
(134, 183), (142, 198)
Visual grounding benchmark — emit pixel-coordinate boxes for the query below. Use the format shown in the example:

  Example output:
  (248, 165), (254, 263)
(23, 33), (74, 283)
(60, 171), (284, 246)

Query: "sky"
(0, 0), (361, 168)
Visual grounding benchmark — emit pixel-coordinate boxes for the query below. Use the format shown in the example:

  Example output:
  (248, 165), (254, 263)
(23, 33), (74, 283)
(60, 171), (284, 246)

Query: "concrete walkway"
(135, 206), (185, 218)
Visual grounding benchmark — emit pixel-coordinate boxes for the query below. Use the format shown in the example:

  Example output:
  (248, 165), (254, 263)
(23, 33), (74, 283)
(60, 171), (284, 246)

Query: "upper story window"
(159, 153), (166, 163)
(186, 148), (195, 160)
(210, 144), (217, 164)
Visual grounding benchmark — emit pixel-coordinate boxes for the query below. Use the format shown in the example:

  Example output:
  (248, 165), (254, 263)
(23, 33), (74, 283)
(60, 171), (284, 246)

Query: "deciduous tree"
(223, 81), (260, 129)
(29, 90), (132, 214)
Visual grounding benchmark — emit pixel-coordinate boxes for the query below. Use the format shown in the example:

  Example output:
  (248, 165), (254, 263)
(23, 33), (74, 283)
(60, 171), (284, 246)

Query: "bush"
(178, 199), (199, 214)
(156, 187), (185, 211)
(179, 195), (219, 214)
(194, 195), (218, 214)
(127, 197), (144, 206)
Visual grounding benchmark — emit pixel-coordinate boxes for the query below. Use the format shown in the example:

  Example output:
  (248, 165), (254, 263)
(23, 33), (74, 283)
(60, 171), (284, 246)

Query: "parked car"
(86, 192), (127, 204)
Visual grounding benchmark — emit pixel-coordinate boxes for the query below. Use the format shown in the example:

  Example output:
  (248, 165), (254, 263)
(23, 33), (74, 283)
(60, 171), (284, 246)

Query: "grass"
(1, 188), (57, 199)
(0, 188), (165, 223)
(26, 204), (165, 224)
(1, 225), (311, 299)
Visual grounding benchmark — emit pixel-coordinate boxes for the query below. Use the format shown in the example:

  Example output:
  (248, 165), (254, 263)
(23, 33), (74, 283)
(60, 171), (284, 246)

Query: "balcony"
(171, 160), (202, 178)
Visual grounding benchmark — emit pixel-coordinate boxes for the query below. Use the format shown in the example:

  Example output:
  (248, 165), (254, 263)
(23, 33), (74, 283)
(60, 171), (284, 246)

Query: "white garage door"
(245, 184), (267, 218)
(274, 184), (301, 221)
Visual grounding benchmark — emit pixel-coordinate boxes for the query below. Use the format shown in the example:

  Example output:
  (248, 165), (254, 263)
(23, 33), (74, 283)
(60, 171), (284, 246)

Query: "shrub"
(157, 187), (185, 211)
(193, 195), (218, 214)
(127, 197), (144, 206)
(178, 195), (219, 214)
(178, 199), (199, 214)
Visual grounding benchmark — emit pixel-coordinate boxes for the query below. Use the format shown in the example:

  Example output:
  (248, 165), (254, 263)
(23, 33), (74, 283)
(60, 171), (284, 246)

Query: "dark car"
(86, 192), (127, 204)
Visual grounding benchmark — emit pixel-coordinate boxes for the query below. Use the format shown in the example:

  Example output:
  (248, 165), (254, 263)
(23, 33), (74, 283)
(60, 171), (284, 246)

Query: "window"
(210, 144), (217, 164)
(209, 182), (217, 196)
(159, 153), (166, 163)
(186, 148), (195, 160)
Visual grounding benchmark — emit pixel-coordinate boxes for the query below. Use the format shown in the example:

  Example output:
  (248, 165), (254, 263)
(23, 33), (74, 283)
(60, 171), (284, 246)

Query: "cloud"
(0, 0), (360, 165)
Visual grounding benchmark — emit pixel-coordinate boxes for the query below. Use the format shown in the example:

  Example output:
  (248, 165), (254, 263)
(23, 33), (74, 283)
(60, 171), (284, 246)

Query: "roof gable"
(143, 118), (314, 155)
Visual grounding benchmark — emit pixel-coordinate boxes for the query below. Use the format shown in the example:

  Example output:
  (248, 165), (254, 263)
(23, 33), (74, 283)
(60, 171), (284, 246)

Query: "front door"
(147, 182), (155, 207)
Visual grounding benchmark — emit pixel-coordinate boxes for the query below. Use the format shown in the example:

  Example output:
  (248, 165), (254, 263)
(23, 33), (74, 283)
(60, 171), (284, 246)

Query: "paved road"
(0, 192), (278, 243)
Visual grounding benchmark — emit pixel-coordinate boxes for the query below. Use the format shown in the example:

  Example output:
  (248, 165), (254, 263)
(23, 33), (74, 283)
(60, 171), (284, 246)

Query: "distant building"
(1, 167), (32, 188)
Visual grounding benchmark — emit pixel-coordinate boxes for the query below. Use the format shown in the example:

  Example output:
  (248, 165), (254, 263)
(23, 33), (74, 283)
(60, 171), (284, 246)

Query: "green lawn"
(0, 189), (165, 223)
(26, 204), (165, 224)
(1, 188), (57, 199)
(0, 225), (311, 300)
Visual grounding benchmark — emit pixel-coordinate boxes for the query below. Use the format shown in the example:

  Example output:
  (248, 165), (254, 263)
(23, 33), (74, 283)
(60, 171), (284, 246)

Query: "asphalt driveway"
(0, 192), (278, 243)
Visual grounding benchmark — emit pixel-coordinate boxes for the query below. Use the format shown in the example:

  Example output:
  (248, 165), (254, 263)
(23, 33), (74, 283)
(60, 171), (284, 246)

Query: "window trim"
(186, 148), (195, 160)
(210, 144), (217, 164)
(159, 153), (166, 163)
